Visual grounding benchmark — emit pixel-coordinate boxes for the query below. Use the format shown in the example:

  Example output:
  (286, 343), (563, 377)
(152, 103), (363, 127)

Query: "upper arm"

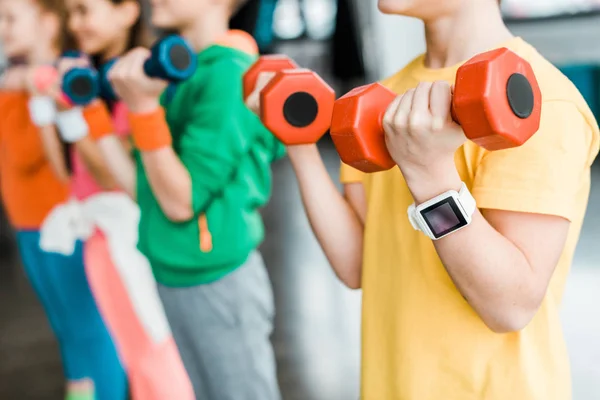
(474, 100), (598, 295)
(340, 162), (367, 224)
(344, 182), (367, 224)
(483, 209), (570, 299)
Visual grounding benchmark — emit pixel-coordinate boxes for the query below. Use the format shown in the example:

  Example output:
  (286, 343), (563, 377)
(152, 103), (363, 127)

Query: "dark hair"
(35, 0), (77, 52)
(109, 0), (150, 52)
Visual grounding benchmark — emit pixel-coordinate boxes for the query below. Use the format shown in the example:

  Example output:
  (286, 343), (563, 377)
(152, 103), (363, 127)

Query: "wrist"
(403, 160), (462, 204)
(127, 98), (160, 114)
(82, 100), (115, 141)
(287, 144), (318, 163)
(56, 107), (89, 143)
(28, 95), (57, 127)
(129, 107), (172, 152)
(288, 145), (323, 174)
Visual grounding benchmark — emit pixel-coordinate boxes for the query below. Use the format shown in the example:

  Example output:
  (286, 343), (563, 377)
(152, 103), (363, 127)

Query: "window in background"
(502, 0), (600, 19)
(272, 0), (337, 40)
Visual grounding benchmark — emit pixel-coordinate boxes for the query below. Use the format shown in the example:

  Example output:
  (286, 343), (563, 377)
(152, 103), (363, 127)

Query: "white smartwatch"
(407, 182), (476, 240)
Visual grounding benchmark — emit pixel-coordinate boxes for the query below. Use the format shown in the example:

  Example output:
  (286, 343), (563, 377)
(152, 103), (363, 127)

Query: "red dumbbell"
(244, 55), (336, 145)
(243, 55), (298, 100)
(330, 47), (542, 173)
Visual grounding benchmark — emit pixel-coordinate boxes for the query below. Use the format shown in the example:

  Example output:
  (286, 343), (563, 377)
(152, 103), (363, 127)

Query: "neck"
(101, 34), (130, 62)
(179, 8), (229, 52)
(423, 1), (513, 68)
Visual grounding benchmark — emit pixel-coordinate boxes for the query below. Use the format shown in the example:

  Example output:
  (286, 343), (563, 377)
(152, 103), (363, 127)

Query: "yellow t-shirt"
(341, 37), (600, 400)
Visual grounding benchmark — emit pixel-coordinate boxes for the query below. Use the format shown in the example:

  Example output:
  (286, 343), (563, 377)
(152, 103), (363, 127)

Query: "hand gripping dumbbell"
(30, 51), (98, 106)
(59, 50), (99, 106)
(243, 55), (335, 145)
(98, 35), (197, 102)
(330, 47), (542, 173)
(243, 55), (298, 100)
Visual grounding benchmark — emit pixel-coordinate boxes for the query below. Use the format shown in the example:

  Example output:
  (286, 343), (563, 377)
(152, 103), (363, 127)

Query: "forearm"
(38, 125), (70, 183)
(141, 147), (192, 221)
(408, 170), (538, 332)
(288, 145), (364, 289)
(74, 137), (118, 190)
(434, 211), (537, 331)
(96, 136), (136, 198)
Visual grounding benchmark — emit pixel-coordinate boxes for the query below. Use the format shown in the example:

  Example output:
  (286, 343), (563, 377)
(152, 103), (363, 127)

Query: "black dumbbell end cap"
(283, 92), (319, 128)
(506, 73), (534, 119)
(169, 44), (192, 72)
(69, 75), (94, 98)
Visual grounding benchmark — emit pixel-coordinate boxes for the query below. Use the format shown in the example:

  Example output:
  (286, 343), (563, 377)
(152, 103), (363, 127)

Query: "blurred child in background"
(36, 0), (195, 398)
(105, 0), (285, 397)
(0, 1), (126, 399)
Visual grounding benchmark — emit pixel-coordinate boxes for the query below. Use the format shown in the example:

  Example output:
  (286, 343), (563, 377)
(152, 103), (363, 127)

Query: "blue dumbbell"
(61, 50), (99, 106)
(99, 35), (197, 102)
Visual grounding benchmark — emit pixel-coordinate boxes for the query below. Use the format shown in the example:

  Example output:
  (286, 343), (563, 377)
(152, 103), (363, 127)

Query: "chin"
(377, 0), (409, 14)
(151, 11), (180, 30)
(76, 40), (102, 56)
(2, 43), (27, 60)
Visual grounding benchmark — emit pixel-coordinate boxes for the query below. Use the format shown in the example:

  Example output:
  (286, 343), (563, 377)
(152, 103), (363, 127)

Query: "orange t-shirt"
(0, 92), (69, 229)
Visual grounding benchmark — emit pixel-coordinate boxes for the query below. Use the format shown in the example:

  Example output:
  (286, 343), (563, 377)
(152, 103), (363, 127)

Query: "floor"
(0, 40), (599, 399)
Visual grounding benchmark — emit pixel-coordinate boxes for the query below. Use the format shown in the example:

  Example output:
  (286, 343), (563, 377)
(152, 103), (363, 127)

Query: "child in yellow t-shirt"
(248, 1), (599, 399)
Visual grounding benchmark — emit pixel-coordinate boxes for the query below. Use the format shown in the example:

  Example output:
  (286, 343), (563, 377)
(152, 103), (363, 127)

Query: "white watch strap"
(407, 203), (419, 231)
(458, 182), (476, 216)
(407, 182), (476, 235)
(28, 96), (57, 127)
(56, 107), (89, 143)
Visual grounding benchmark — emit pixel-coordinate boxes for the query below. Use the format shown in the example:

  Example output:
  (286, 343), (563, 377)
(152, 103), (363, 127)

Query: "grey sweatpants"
(157, 251), (281, 400)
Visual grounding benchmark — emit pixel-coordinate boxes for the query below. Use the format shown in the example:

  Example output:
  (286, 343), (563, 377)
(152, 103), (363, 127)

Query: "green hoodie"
(135, 45), (285, 287)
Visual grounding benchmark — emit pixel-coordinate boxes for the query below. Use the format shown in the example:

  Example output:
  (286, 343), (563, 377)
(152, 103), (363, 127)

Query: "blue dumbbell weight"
(60, 50), (99, 106)
(99, 35), (197, 102)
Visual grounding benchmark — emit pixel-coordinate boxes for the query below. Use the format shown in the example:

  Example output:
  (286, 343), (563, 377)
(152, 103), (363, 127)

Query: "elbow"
(98, 180), (117, 191)
(344, 278), (362, 290)
(161, 199), (194, 222)
(337, 263), (362, 290)
(57, 172), (71, 184)
(481, 305), (539, 334)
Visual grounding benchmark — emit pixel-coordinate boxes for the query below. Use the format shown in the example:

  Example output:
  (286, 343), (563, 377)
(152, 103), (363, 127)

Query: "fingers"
(246, 71), (276, 116)
(409, 81), (433, 133)
(429, 81), (452, 130)
(393, 88), (415, 133)
(255, 71), (276, 94)
(382, 94), (403, 135)
(382, 88), (415, 137)
(382, 81), (453, 138)
(246, 90), (260, 115)
(108, 47), (149, 83)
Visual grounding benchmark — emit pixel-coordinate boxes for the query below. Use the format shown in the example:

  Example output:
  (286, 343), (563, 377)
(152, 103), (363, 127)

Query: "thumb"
(246, 71), (276, 116)
(255, 71), (277, 94)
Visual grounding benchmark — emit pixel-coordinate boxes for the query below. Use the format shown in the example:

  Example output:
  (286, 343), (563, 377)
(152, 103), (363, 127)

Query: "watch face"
(420, 197), (468, 239)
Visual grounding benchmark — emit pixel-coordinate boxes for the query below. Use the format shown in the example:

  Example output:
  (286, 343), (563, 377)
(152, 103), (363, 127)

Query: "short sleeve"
(340, 162), (365, 184)
(472, 100), (599, 221)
